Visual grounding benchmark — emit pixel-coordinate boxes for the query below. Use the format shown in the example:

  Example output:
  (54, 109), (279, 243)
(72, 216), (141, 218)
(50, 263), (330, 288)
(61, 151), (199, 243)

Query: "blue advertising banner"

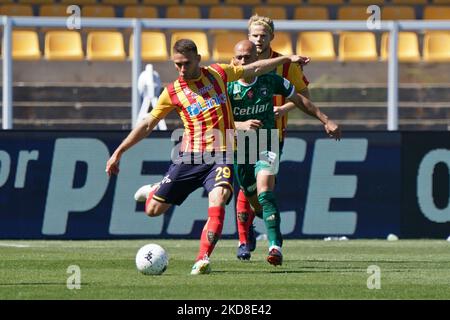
(0, 130), (436, 240)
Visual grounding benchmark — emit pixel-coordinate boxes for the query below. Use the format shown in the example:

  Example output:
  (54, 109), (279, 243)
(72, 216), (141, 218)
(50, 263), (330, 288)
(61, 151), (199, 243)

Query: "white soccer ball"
(135, 244), (169, 275)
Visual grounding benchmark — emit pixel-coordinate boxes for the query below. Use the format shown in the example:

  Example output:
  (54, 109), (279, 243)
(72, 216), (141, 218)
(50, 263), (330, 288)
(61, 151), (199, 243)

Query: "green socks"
(257, 191), (282, 248)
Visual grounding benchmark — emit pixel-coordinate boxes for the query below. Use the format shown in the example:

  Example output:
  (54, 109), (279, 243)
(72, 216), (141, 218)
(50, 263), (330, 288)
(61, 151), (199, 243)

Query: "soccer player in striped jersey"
(230, 40), (341, 265)
(105, 39), (308, 275)
(234, 14), (317, 255)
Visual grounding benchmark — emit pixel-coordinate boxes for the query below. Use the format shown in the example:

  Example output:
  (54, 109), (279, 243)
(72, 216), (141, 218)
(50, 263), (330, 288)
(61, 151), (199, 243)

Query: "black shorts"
(153, 159), (234, 206)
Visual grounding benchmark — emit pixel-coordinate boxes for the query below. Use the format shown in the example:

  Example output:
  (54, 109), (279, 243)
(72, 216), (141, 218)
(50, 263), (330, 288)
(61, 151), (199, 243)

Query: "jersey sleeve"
(287, 63), (309, 92)
(149, 88), (176, 120)
(216, 63), (244, 82)
(273, 75), (296, 99)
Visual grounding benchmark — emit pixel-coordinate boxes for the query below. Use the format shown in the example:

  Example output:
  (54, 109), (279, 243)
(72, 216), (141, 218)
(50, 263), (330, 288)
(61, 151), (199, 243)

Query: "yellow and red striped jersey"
(150, 63), (244, 152)
(270, 50), (309, 141)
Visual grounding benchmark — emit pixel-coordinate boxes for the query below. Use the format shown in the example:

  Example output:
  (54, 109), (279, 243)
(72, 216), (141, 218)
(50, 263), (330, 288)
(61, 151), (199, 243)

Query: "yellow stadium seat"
(382, 6), (416, 20)
(212, 32), (247, 62)
(184, 0), (220, 5)
(0, 4), (33, 16)
(271, 32), (293, 56)
(391, 0), (427, 4)
(433, 0), (450, 4)
(39, 5), (67, 17)
(142, 0), (178, 5)
(348, 0), (385, 4)
(423, 32), (450, 62)
(166, 5), (201, 19)
(124, 6), (158, 18)
(171, 31), (210, 60)
(129, 31), (168, 61)
(12, 30), (41, 60)
(44, 31), (84, 61)
(308, 0), (344, 5)
(102, 0), (139, 5)
(423, 6), (450, 20)
(253, 6), (287, 20)
(339, 32), (378, 62)
(19, 0), (53, 4)
(225, 0), (261, 5)
(380, 32), (420, 62)
(338, 6), (371, 20)
(267, 0), (301, 4)
(82, 5), (115, 18)
(60, 0), (97, 4)
(87, 31), (126, 61)
(294, 6), (329, 20)
(209, 6), (244, 19)
(296, 32), (335, 61)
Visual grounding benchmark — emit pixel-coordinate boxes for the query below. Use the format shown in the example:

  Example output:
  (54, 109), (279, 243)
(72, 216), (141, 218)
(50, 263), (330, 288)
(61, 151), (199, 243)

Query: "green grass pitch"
(1, 239), (449, 300)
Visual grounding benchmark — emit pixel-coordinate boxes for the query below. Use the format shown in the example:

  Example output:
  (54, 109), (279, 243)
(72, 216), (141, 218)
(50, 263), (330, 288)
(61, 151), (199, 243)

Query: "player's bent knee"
(209, 186), (232, 207)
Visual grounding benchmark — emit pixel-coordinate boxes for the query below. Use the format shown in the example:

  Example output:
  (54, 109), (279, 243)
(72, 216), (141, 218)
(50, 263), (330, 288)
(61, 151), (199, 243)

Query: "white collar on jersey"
(237, 76), (258, 87)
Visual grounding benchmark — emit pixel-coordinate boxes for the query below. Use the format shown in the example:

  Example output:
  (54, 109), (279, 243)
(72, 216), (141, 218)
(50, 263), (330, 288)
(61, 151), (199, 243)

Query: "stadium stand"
(208, 5), (244, 19)
(129, 31), (169, 61)
(212, 31), (247, 62)
(0, 4), (33, 16)
(348, 0), (385, 4)
(266, 0), (301, 4)
(382, 6), (416, 20)
(308, 0), (344, 5)
(44, 31), (84, 61)
(423, 6), (450, 19)
(123, 5), (158, 18)
(86, 31), (126, 61)
(296, 32), (336, 61)
(166, 5), (201, 19)
(184, 0), (221, 5)
(39, 5), (67, 17)
(338, 6), (373, 20)
(391, 0), (427, 4)
(142, 0), (179, 5)
(102, 0), (139, 5)
(380, 32), (421, 62)
(339, 32), (378, 61)
(60, 0), (97, 4)
(224, 0), (261, 4)
(82, 5), (115, 18)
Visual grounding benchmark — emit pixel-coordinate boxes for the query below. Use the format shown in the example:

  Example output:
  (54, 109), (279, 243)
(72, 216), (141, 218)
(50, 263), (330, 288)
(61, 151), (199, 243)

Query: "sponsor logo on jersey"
(233, 103), (270, 116)
(186, 93), (227, 117)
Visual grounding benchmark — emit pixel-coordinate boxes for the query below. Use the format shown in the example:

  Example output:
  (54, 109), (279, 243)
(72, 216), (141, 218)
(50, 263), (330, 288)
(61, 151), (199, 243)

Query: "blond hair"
(248, 14), (274, 35)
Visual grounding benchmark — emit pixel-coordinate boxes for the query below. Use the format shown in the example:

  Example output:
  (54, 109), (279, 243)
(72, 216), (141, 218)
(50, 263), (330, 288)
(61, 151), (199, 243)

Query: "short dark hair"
(173, 39), (198, 55)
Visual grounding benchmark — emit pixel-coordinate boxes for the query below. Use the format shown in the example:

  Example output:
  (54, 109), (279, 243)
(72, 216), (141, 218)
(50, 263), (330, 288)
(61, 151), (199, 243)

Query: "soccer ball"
(135, 243), (169, 275)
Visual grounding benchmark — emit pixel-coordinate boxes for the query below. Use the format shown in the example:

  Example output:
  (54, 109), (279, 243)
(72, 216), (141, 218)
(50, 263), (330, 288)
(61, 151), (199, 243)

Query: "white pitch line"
(0, 243), (30, 248)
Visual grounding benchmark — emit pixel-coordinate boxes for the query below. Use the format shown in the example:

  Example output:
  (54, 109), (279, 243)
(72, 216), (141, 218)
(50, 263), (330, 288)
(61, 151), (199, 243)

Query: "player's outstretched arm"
(288, 93), (342, 141)
(106, 114), (160, 176)
(242, 55), (304, 78)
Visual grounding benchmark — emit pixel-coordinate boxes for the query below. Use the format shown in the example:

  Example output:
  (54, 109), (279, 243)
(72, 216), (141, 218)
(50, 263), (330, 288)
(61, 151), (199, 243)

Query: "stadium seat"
(171, 31), (210, 60)
(129, 31), (168, 61)
(123, 6), (158, 18)
(19, 0), (53, 4)
(166, 5), (201, 19)
(253, 6), (287, 20)
(209, 5), (244, 19)
(102, 0), (139, 5)
(44, 31), (84, 61)
(212, 32), (247, 62)
(382, 6), (416, 20)
(271, 32), (293, 56)
(0, 4), (33, 16)
(142, 0), (178, 4)
(348, 0), (385, 4)
(87, 31), (126, 61)
(296, 32), (335, 61)
(423, 32), (450, 62)
(12, 30), (41, 60)
(423, 6), (450, 20)
(82, 5), (115, 18)
(184, 0), (220, 5)
(294, 6), (329, 20)
(308, 0), (344, 5)
(380, 32), (420, 62)
(60, 0), (97, 4)
(339, 32), (378, 62)
(338, 6), (371, 20)
(39, 5), (67, 17)
(391, 0), (427, 4)
(266, 0), (301, 4)
(224, 0), (261, 5)
(433, 0), (450, 4)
